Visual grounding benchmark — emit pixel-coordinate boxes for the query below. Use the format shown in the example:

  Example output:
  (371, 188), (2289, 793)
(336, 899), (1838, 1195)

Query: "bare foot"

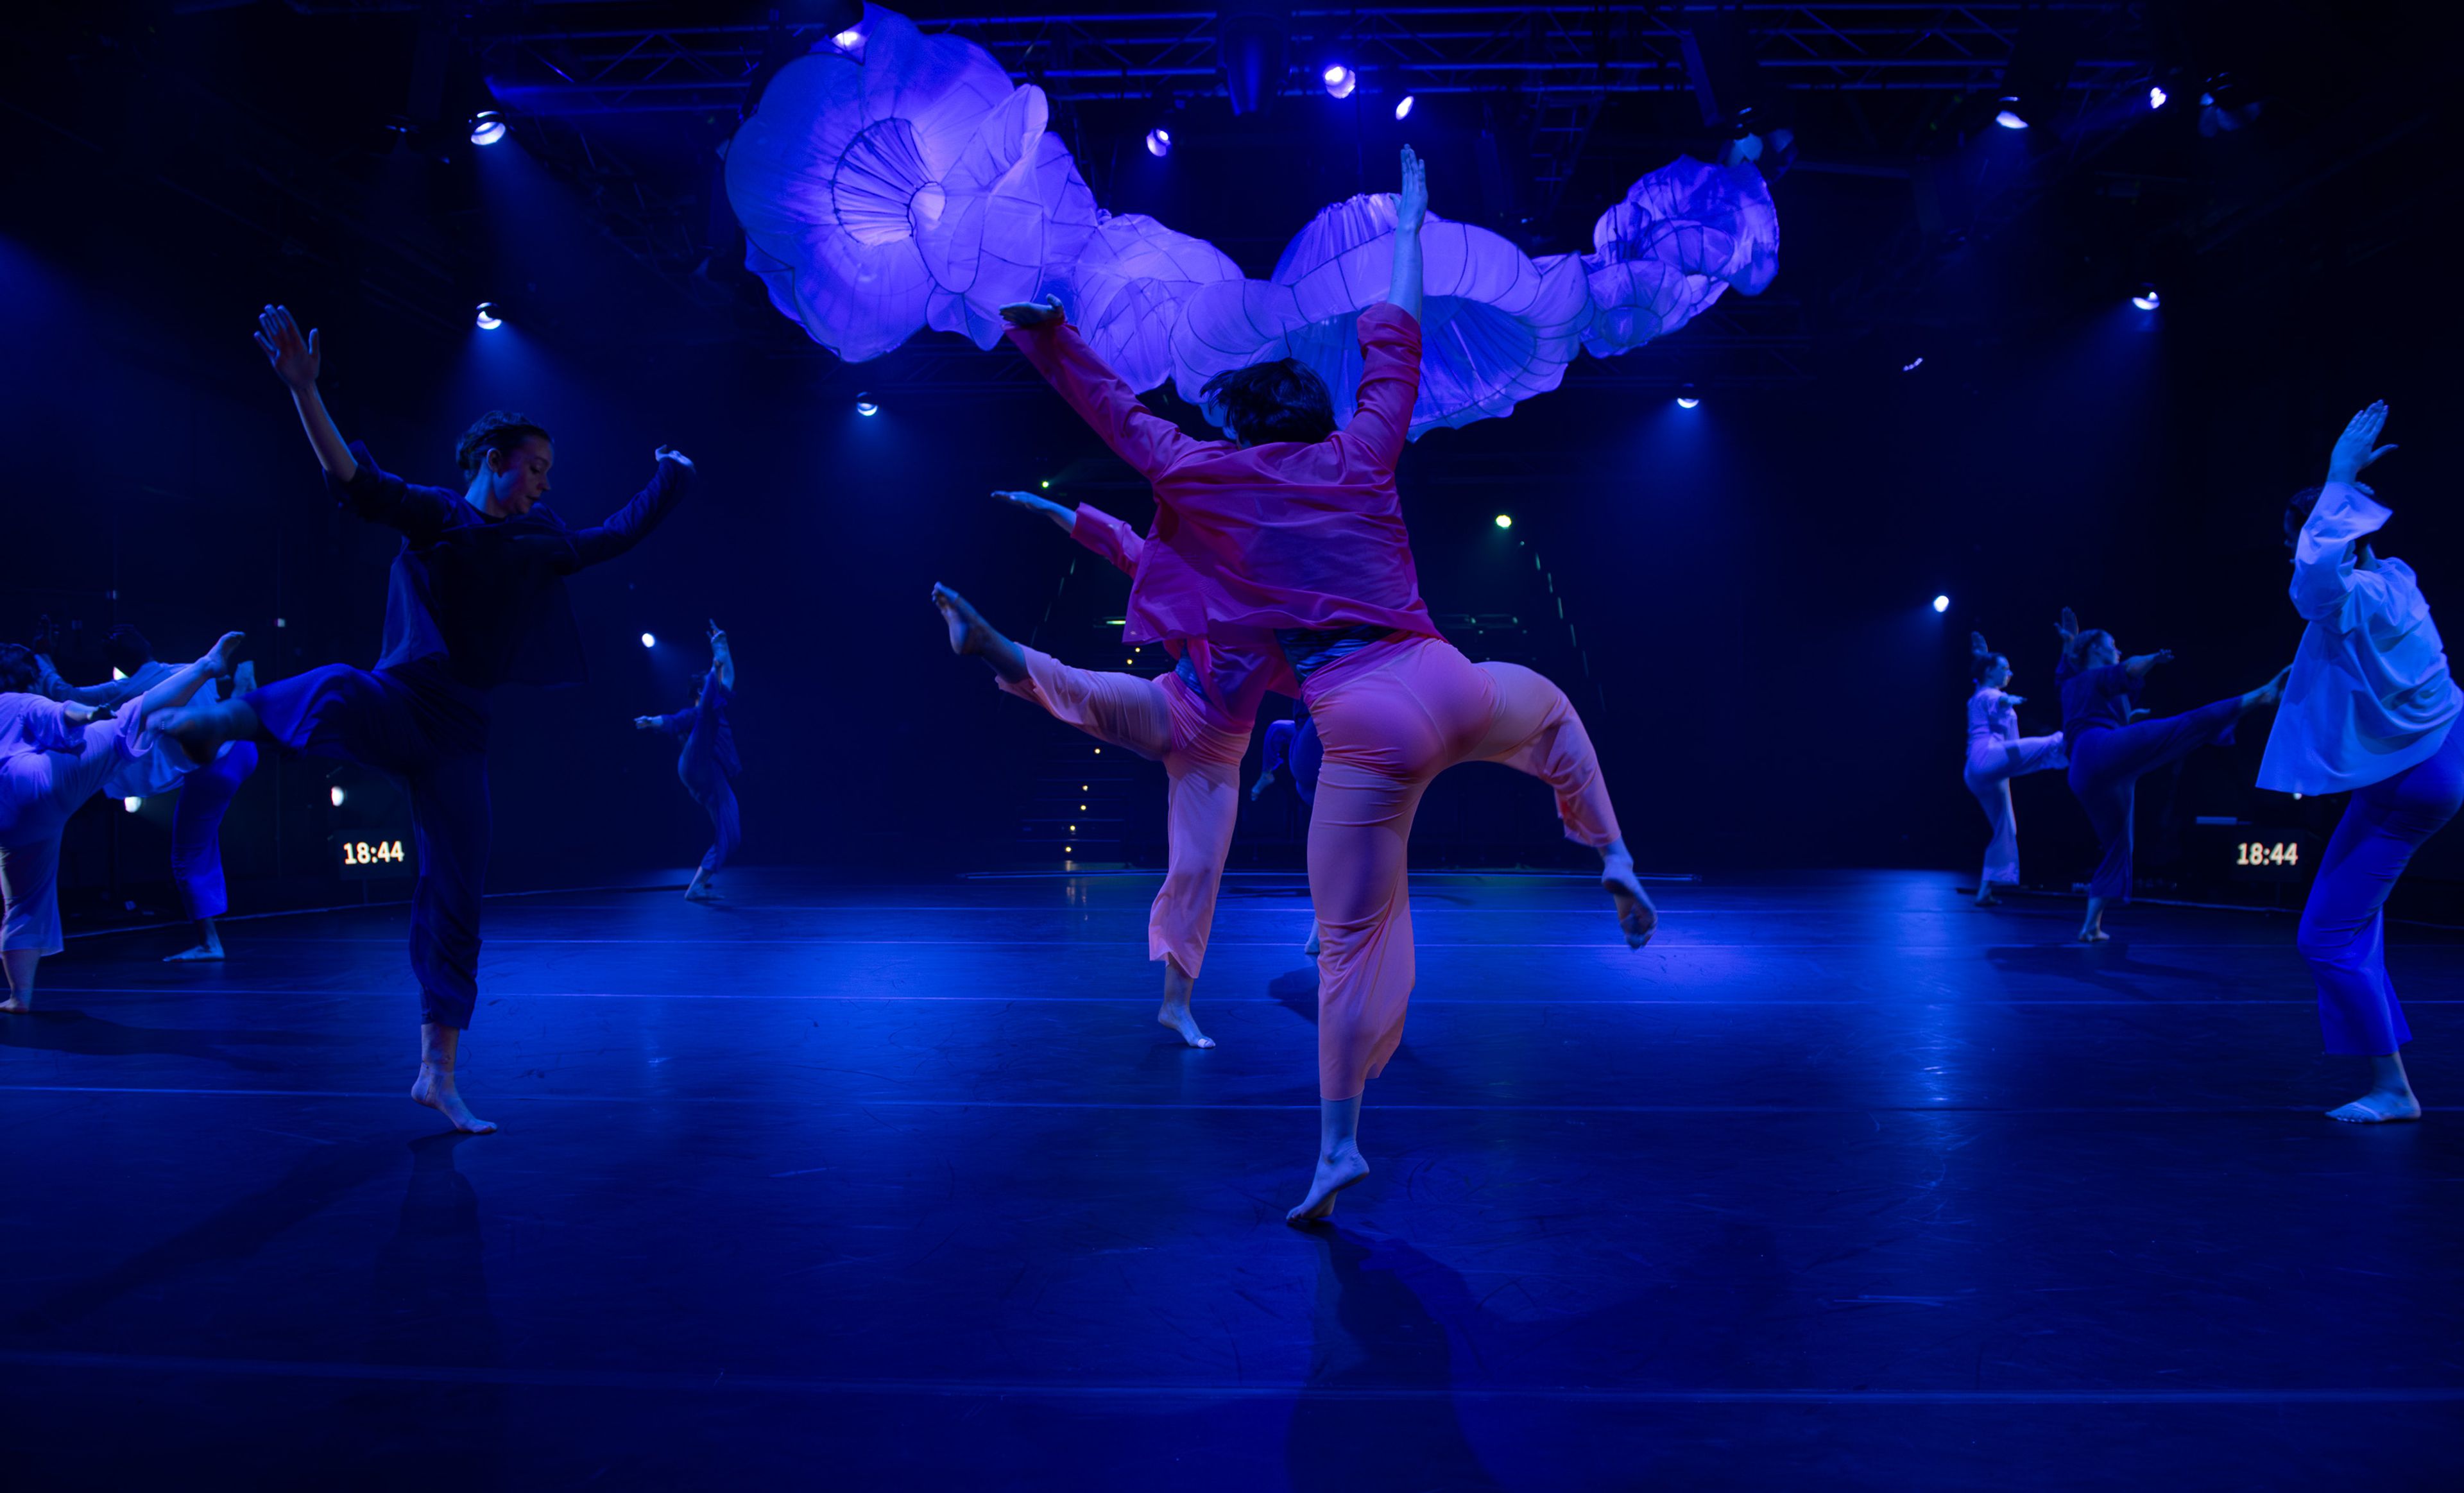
(205, 631), (248, 679)
(411, 1063), (498, 1134)
(2077, 928), (2109, 944)
(1974, 892), (2003, 907)
(0, 997), (30, 1014)
(1602, 853), (1657, 949)
(164, 945), (225, 962)
(2244, 664), (2293, 712)
(930, 584), (1027, 683)
(1285, 1146), (1369, 1225)
(684, 873), (721, 903)
(2327, 1091), (2423, 1123)
(1158, 1000), (1215, 1049)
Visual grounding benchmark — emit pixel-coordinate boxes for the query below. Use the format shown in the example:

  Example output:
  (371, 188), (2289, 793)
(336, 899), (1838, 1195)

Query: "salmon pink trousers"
(1002, 648), (1252, 980)
(1305, 636), (1623, 1100)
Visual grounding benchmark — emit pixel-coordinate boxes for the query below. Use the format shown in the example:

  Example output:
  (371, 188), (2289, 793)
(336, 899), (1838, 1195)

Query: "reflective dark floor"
(3, 869), (2460, 1490)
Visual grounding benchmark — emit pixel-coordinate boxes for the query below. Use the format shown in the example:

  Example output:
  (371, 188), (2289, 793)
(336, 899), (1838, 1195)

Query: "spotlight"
(2131, 286), (2161, 311)
(1493, 513), (1512, 530)
(1902, 355), (1926, 372)
(330, 787), (346, 807)
(1932, 594), (1951, 613)
(1675, 395), (1700, 409)
(474, 302), (502, 330)
(1394, 94), (1415, 121)
(123, 797), (142, 814)
(469, 111), (507, 146)
(1145, 127), (1172, 158)
(1994, 104), (2030, 130)
(2148, 84), (2168, 110)
(832, 27), (862, 50)
(1039, 480), (1052, 490)
(1321, 63), (1356, 100)
(641, 632), (657, 649)
(855, 394), (880, 417)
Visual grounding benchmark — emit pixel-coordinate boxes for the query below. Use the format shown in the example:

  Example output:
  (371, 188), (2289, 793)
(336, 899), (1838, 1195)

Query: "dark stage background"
(4, 2), (2457, 923)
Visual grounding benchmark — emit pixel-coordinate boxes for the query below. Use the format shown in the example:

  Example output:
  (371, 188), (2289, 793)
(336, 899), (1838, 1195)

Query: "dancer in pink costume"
(1963, 633), (2066, 906)
(998, 146), (1652, 1225)
(936, 488), (1285, 1048)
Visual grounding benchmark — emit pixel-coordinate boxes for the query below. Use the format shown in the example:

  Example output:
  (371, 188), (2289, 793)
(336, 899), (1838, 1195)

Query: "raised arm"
(565, 448), (695, 570)
(708, 620), (735, 692)
(1385, 144), (1426, 323)
(1000, 298), (1201, 480)
(255, 305), (357, 485)
(2292, 403), (2402, 627)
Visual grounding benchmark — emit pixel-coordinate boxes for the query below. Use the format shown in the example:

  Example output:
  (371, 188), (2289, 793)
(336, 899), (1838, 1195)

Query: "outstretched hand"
(999, 294), (1066, 329)
(707, 619), (728, 653)
(2054, 606), (2078, 646)
(654, 445), (694, 469)
(995, 489), (1075, 525)
(2327, 400), (2397, 484)
(2125, 649), (2175, 677)
(633, 715), (660, 730)
(253, 305), (321, 391)
(1396, 144), (1428, 232)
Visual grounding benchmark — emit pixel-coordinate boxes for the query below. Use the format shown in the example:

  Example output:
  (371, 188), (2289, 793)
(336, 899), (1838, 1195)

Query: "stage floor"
(3, 869), (2459, 1489)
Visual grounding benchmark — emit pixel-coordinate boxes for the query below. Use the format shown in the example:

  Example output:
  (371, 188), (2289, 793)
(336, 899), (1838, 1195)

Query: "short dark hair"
(2284, 484), (2325, 550)
(2066, 627), (2112, 668)
(1971, 650), (2006, 684)
(0, 644), (37, 694)
(1201, 360), (1337, 445)
(456, 411), (553, 480)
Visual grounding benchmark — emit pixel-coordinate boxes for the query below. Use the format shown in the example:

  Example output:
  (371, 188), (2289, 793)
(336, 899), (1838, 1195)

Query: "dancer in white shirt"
(2257, 402), (2461, 1123)
(1962, 633), (2066, 905)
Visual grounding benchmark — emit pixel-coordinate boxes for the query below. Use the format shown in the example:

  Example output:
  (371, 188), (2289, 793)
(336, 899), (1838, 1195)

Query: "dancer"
(1253, 705), (1327, 957)
(635, 620), (742, 903)
(936, 487), (1282, 1049)
(3, 635), (243, 1012)
(154, 304), (694, 1134)
(998, 146), (1650, 1225)
(1963, 633), (2066, 905)
(37, 628), (263, 960)
(2257, 402), (2460, 1123)
(2055, 610), (2288, 942)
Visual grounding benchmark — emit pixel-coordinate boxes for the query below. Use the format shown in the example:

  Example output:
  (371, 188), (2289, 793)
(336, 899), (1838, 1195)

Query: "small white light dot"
(1676, 395), (1700, 409)
(2148, 84), (2168, 109)
(330, 787), (346, 807)
(1145, 128), (1172, 158)
(1933, 595), (1951, 613)
(1995, 107), (2029, 130)
(123, 797), (142, 814)
(469, 112), (507, 146)
(1493, 513), (1512, 529)
(641, 633), (657, 649)
(475, 303), (502, 330)
(1394, 94), (1415, 121)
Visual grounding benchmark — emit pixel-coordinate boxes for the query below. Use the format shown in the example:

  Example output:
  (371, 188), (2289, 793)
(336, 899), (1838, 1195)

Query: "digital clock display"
(2236, 841), (2300, 867)
(334, 833), (416, 880)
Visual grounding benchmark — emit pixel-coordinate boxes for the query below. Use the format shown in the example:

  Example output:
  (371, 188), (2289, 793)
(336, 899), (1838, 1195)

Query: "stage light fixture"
(1903, 356), (1926, 372)
(123, 797), (142, 814)
(1322, 63), (1356, 100)
(1394, 94), (1415, 121)
(1933, 594), (1951, 613)
(641, 633), (657, 649)
(331, 787), (346, 807)
(1145, 127), (1172, 158)
(2148, 84), (2168, 109)
(1039, 480), (1052, 490)
(469, 111), (507, 146)
(474, 302), (502, 330)
(1994, 104), (2030, 130)
(1676, 395), (1700, 409)
(2132, 286), (2161, 311)
(855, 395), (880, 416)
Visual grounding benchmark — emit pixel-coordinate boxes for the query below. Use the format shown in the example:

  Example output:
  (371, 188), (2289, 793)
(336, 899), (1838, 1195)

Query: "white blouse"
(2257, 481), (2460, 795)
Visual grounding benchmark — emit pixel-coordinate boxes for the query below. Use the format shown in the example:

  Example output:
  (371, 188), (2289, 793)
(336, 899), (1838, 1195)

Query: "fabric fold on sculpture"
(1580, 156), (1781, 358)
(1059, 214), (1244, 394)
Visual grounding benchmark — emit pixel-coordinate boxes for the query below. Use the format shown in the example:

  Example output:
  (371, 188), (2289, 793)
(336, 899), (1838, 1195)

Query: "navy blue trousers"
(2066, 695), (2244, 902)
(2298, 727), (2464, 1054)
(248, 661), (491, 1029)
(169, 740), (259, 922)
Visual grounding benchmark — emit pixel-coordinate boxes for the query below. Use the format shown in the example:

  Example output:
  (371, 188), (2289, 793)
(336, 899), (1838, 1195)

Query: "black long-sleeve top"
(330, 441), (690, 690)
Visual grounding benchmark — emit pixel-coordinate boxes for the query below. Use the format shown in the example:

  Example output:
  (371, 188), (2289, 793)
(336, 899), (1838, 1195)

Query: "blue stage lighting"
(1995, 106), (2029, 130)
(2132, 286), (2161, 311)
(855, 395), (880, 416)
(474, 302), (502, 330)
(2148, 84), (2168, 110)
(1394, 94), (1415, 121)
(640, 633), (657, 649)
(1145, 127), (1171, 158)
(1676, 395), (1700, 409)
(1322, 64), (1356, 100)
(1493, 513), (1512, 530)
(1933, 594), (1951, 613)
(469, 111), (507, 146)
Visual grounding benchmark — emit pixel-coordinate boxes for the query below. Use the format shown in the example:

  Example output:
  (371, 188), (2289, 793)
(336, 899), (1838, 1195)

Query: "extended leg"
(0, 833), (64, 1012)
(1470, 661), (1653, 947)
(406, 753), (496, 1134)
(1152, 754), (1240, 1049)
(1969, 773), (2018, 901)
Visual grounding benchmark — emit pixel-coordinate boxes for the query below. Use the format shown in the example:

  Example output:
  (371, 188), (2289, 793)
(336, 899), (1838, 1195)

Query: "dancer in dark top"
(635, 620), (742, 903)
(156, 305), (694, 1133)
(2053, 608), (2286, 943)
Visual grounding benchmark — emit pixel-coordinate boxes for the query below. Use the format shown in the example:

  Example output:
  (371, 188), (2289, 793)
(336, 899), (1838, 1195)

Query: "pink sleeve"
(1071, 504), (1145, 577)
(1007, 321), (1200, 482)
(1345, 304), (1424, 472)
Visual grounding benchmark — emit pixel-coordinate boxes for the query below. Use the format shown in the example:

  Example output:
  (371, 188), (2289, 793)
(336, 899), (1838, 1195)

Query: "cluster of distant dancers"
(3, 149), (2455, 1221)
